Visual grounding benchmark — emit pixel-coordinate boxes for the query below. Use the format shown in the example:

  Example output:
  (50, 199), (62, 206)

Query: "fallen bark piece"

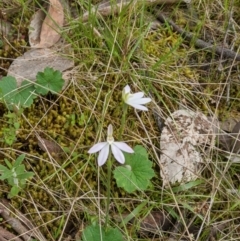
(160, 109), (215, 186)
(29, 9), (45, 47)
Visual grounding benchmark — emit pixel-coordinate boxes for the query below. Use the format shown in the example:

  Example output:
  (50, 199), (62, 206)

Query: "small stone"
(7, 48), (74, 87)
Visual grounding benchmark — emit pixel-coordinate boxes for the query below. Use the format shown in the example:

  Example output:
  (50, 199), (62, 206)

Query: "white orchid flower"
(122, 85), (151, 111)
(88, 124), (134, 166)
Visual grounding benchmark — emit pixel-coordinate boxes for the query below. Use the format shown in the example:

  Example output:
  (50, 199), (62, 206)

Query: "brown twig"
(81, 0), (188, 22)
(0, 226), (23, 241)
(0, 201), (32, 241)
(156, 12), (240, 61)
(0, 199), (47, 241)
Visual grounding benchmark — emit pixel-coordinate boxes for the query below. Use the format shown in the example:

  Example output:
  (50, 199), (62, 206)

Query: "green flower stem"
(118, 103), (128, 139)
(105, 152), (112, 229)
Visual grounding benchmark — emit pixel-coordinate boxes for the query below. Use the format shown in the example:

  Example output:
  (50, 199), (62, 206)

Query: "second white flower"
(122, 85), (151, 111)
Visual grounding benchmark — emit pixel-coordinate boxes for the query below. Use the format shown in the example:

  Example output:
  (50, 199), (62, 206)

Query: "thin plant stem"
(105, 151), (112, 229)
(119, 103), (128, 139)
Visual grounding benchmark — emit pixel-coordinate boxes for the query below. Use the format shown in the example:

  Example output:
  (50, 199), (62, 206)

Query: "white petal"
(127, 92), (144, 101)
(88, 142), (107, 153)
(127, 103), (149, 111)
(108, 124), (113, 136)
(111, 144), (125, 164)
(98, 144), (110, 166)
(113, 142), (134, 153)
(123, 85), (131, 94)
(128, 97), (151, 105)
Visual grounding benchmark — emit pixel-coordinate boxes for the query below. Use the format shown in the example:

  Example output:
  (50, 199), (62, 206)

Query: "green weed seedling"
(34, 67), (65, 95)
(0, 67), (64, 110)
(0, 67), (64, 147)
(2, 111), (20, 146)
(81, 223), (123, 241)
(0, 154), (34, 198)
(0, 76), (36, 110)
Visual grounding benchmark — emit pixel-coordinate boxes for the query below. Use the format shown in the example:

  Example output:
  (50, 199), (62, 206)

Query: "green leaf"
(4, 133), (16, 146)
(82, 224), (123, 241)
(171, 179), (204, 193)
(14, 80), (36, 108)
(121, 201), (148, 226)
(0, 164), (10, 173)
(14, 122), (20, 129)
(35, 67), (64, 95)
(0, 156), (34, 198)
(0, 76), (17, 102)
(15, 165), (26, 175)
(14, 154), (25, 167)
(132, 145), (148, 158)
(78, 113), (86, 126)
(0, 76), (36, 109)
(0, 170), (12, 180)
(4, 158), (13, 169)
(7, 176), (19, 187)
(113, 145), (155, 193)
(8, 185), (20, 198)
(17, 172), (34, 180)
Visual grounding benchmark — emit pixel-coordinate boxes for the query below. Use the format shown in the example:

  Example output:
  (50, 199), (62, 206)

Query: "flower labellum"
(122, 85), (151, 111)
(88, 124), (134, 166)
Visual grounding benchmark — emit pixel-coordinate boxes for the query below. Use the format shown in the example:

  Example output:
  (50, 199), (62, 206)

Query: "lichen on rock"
(160, 109), (216, 186)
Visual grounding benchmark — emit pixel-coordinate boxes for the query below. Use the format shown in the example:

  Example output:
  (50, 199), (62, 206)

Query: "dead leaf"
(219, 121), (240, 162)
(7, 48), (74, 86)
(37, 136), (63, 155)
(168, 221), (200, 241)
(220, 118), (240, 133)
(138, 211), (173, 237)
(231, 122), (240, 152)
(29, 0), (64, 48)
(29, 9), (45, 47)
(209, 223), (227, 241)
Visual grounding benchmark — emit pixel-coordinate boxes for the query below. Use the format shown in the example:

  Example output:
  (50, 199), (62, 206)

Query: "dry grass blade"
(0, 199), (47, 241)
(0, 19), (12, 37)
